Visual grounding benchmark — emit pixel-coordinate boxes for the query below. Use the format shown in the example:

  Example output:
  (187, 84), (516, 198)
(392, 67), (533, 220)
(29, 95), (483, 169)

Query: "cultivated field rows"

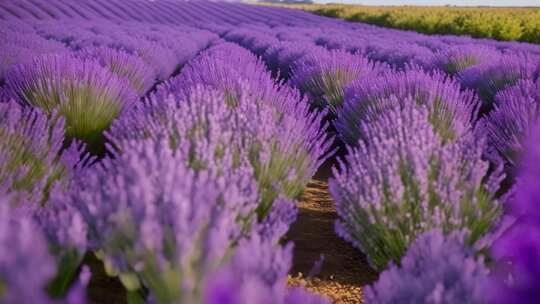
(1, 1), (540, 303)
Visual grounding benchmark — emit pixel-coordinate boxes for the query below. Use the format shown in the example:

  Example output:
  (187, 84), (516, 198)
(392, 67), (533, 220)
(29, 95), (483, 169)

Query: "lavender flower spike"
(0, 199), (56, 304)
(479, 79), (540, 169)
(487, 122), (540, 304)
(365, 230), (489, 304)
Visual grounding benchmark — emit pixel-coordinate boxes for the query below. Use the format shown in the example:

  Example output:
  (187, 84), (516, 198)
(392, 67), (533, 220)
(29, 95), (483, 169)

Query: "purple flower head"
(429, 44), (501, 75)
(0, 198), (56, 304)
(161, 42), (272, 105)
(459, 53), (537, 113)
(290, 49), (383, 114)
(479, 79), (540, 169)
(364, 42), (434, 69)
(365, 230), (489, 304)
(5, 54), (137, 147)
(337, 68), (478, 146)
(203, 233), (329, 304)
(0, 101), (80, 205)
(108, 37), (178, 80)
(263, 41), (323, 79)
(488, 121), (540, 302)
(511, 122), (540, 219)
(76, 46), (156, 95)
(488, 218), (540, 304)
(330, 100), (502, 270)
(114, 46), (333, 218)
(70, 137), (261, 302)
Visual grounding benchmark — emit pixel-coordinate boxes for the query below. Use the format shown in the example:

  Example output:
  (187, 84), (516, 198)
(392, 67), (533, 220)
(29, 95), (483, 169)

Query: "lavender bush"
(459, 53), (537, 113)
(487, 123), (540, 304)
(5, 54), (137, 150)
(68, 136), (322, 303)
(0, 101), (79, 204)
(480, 79), (540, 169)
(76, 46), (156, 95)
(336, 68), (478, 146)
(365, 230), (489, 303)
(113, 45), (333, 217)
(330, 101), (502, 271)
(429, 44), (501, 75)
(290, 49), (383, 114)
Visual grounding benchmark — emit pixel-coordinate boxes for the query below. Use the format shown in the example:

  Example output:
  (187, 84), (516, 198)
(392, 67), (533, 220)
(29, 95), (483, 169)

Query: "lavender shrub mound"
(365, 230), (489, 303)
(290, 49), (384, 114)
(0, 101), (84, 205)
(336, 68), (479, 146)
(113, 44), (333, 218)
(459, 53), (538, 113)
(68, 137), (326, 303)
(479, 79), (540, 170)
(487, 123), (540, 304)
(5, 55), (137, 148)
(330, 101), (503, 271)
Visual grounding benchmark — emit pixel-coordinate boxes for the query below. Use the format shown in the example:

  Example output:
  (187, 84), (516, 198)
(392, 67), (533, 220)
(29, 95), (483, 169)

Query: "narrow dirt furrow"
(287, 179), (378, 304)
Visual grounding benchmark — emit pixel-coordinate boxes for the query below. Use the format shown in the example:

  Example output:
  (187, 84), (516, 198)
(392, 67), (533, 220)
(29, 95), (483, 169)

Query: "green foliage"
(271, 4), (540, 44)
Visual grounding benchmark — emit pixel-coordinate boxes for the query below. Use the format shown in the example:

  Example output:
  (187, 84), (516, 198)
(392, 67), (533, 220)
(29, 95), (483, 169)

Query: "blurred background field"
(262, 3), (540, 43)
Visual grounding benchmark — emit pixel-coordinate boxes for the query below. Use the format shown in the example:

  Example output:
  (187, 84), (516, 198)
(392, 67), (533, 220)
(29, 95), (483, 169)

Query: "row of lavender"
(0, 12), (336, 304)
(2, 0), (540, 303)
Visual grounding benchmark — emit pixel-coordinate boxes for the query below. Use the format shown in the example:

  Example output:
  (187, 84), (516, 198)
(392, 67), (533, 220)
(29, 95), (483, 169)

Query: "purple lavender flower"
(486, 121), (540, 303)
(203, 234), (329, 304)
(290, 49), (383, 114)
(5, 54), (137, 148)
(113, 45), (333, 217)
(76, 46), (156, 95)
(330, 100), (502, 271)
(365, 230), (489, 303)
(459, 53), (537, 113)
(263, 41), (322, 79)
(337, 68), (478, 146)
(0, 101), (71, 204)
(0, 198), (56, 304)
(479, 79), (540, 169)
(429, 44), (501, 75)
(69, 135), (306, 303)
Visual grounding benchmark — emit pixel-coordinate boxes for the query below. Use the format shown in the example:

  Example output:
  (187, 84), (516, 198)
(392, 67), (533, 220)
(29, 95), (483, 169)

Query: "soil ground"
(285, 154), (378, 303)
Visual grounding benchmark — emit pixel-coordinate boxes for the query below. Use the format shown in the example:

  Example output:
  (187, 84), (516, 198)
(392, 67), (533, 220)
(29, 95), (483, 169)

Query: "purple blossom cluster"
(0, 101), (83, 204)
(290, 49), (384, 114)
(479, 79), (540, 170)
(5, 54), (137, 147)
(67, 137), (326, 303)
(459, 53), (538, 113)
(330, 101), (502, 271)
(0, 193), (90, 304)
(487, 123), (540, 304)
(336, 68), (479, 145)
(365, 230), (489, 303)
(112, 43), (334, 218)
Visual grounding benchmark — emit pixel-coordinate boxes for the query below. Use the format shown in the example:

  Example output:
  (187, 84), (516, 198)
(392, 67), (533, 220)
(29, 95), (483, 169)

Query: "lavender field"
(1, 1), (540, 303)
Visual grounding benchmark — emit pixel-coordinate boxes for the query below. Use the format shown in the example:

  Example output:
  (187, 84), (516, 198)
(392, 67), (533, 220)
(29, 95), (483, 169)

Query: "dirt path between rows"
(286, 174), (377, 303)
